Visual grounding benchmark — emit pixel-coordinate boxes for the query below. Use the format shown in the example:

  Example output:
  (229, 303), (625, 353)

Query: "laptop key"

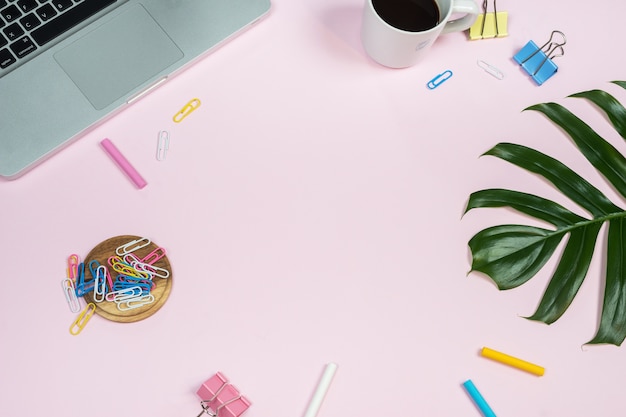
(0, 49), (17, 69)
(2, 21), (22, 41)
(52, 0), (72, 12)
(9, 34), (35, 58)
(20, 12), (40, 29)
(0, 47), (16, 68)
(35, 3), (56, 21)
(20, 13), (41, 30)
(0, 33), (6, 47)
(17, 0), (37, 13)
(1, 4), (21, 22)
(32, 0), (117, 46)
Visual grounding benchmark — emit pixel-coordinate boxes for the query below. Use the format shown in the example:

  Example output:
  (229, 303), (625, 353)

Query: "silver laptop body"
(0, 0), (270, 179)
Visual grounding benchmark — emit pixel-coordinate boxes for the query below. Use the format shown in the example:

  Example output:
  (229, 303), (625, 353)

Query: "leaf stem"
(556, 210), (626, 235)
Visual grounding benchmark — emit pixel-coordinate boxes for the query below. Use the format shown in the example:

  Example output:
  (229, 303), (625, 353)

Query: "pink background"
(2, 1), (626, 416)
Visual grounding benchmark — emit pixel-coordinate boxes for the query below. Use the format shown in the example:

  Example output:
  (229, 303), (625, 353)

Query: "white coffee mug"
(361, 0), (479, 68)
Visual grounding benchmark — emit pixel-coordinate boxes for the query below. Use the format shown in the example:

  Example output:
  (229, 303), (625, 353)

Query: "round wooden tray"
(83, 235), (173, 323)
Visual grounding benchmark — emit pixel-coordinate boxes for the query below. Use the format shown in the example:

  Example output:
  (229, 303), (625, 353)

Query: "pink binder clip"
(195, 372), (251, 417)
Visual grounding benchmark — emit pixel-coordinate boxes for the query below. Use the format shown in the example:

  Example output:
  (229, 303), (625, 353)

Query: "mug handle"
(440, 0), (480, 34)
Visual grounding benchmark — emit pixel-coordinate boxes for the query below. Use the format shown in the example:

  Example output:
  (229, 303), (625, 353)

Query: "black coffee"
(372, 0), (440, 32)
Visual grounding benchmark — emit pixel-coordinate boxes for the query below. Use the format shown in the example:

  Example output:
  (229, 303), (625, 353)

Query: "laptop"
(0, 0), (271, 179)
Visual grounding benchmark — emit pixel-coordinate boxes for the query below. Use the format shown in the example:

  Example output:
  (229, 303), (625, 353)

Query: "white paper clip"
(115, 237), (151, 256)
(427, 70), (453, 89)
(477, 60), (504, 80)
(116, 294), (155, 311)
(135, 261), (170, 279)
(123, 253), (142, 267)
(157, 130), (170, 161)
(105, 286), (144, 302)
(93, 265), (108, 302)
(61, 278), (81, 313)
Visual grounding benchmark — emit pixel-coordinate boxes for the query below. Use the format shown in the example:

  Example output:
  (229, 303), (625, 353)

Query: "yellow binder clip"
(173, 98), (201, 123)
(469, 0), (508, 40)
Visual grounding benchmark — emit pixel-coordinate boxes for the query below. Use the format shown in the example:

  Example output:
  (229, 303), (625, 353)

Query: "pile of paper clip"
(62, 237), (170, 335)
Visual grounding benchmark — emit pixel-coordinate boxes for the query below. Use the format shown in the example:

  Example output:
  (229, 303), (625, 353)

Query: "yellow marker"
(70, 303), (97, 336)
(481, 347), (545, 376)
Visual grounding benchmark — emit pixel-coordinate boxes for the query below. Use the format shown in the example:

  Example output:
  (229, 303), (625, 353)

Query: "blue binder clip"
(513, 30), (566, 85)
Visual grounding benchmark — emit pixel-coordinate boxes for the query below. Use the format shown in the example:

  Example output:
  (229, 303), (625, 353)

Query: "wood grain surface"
(83, 235), (173, 323)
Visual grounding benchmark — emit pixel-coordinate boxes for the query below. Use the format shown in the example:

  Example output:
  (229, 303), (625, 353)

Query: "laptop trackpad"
(54, 5), (183, 110)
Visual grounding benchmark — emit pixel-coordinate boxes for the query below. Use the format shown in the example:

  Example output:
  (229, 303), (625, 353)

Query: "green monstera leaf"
(465, 81), (626, 346)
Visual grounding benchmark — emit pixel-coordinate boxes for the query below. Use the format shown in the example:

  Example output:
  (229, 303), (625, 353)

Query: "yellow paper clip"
(70, 303), (97, 336)
(469, 0), (508, 40)
(173, 98), (201, 123)
(481, 346), (545, 376)
(109, 255), (150, 279)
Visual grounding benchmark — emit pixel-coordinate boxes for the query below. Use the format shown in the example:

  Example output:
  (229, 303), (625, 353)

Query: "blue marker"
(463, 379), (497, 417)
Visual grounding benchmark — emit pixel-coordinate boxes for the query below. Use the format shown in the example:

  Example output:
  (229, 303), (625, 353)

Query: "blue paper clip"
(75, 262), (95, 297)
(113, 276), (152, 294)
(427, 70), (453, 89)
(513, 30), (566, 85)
(88, 259), (100, 277)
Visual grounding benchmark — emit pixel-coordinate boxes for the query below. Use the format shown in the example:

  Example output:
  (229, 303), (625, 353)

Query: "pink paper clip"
(141, 247), (166, 265)
(67, 254), (80, 280)
(195, 372), (251, 417)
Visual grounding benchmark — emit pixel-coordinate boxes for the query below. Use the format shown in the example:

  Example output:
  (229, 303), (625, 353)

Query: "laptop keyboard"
(0, 0), (118, 76)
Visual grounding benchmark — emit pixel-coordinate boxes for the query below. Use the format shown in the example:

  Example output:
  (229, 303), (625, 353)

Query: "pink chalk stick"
(100, 138), (147, 189)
